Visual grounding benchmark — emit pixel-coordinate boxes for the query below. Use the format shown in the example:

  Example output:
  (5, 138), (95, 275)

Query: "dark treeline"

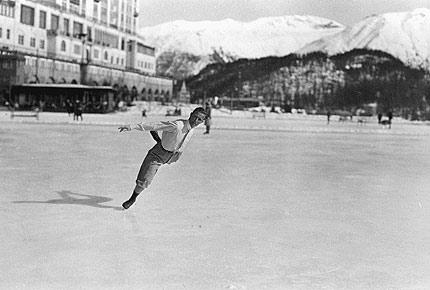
(186, 49), (430, 120)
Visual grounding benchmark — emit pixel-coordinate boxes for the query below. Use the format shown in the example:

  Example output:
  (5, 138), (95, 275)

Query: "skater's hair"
(191, 107), (207, 117)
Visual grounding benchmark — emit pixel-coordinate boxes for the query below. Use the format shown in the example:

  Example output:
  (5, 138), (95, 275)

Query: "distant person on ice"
(204, 100), (212, 134)
(118, 107), (208, 209)
(74, 100), (83, 121)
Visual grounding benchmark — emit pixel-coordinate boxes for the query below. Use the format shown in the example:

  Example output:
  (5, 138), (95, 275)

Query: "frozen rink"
(1, 113), (430, 289)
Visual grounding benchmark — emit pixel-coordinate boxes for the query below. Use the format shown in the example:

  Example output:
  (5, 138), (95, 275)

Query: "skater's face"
(189, 111), (206, 128)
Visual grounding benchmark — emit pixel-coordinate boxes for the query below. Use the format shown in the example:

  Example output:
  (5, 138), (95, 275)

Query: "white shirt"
(133, 119), (194, 152)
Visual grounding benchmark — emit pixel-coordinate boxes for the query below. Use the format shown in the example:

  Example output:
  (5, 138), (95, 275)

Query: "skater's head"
(189, 107), (207, 128)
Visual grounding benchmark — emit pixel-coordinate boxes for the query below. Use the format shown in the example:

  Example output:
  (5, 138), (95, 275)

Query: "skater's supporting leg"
(122, 182), (146, 209)
(122, 154), (161, 209)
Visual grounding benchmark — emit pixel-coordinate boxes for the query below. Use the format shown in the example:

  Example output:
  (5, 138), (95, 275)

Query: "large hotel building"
(0, 0), (173, 108)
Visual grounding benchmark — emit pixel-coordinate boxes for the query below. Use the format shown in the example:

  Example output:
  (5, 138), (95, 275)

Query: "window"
(101, 7), (107, 23)
(93, 3), (98, 20)
(60, 41), (66, 51)
(40, 39), (45, 49)
(93, 49), (99, 59)
(20, 5), (35, 26)
(87, 26), (92, 41)
(104, 51), (108, 60)
(30, 37), (36, 47)
(0, 28), (2, 38)
(94, 29), (118, 48)
(73, 21), (83, 37)
(73, 44), (81, 55)
(6, 29), (10, 39)
(109, 1), (118, 28)
(51, 14), (59, 30)
(2, 61), (10, 69)
(63, 18), (69, 35)
(18, 35), (24, 45)
(39, 10), (46, 29)
(0, 2), (15, 18)
(70, 4), (79, 15)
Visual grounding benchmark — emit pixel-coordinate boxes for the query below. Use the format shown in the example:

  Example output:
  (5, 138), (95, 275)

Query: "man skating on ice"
(118, 107), (208, 209)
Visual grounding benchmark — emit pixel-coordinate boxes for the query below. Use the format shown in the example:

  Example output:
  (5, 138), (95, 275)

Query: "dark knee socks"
(122, 191), (141, 209)
(129, 191), (140, 201)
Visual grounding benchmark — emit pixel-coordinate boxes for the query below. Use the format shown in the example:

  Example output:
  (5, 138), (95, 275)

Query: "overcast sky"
(139, 0), (430, 27)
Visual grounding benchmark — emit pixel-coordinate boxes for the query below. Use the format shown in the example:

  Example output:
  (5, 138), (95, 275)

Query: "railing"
(10, 108), (40, 120)
(47, 29), (58, 36)
(27, 0), (61, 10)
(0, 48), (20, 55)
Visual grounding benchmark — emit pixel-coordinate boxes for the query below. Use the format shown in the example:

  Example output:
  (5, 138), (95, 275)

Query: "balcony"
(47, 29), (58, 37)
(47, 52), (57, 59)
(60, 31), (71, 37)
(28, 0), (60, 10)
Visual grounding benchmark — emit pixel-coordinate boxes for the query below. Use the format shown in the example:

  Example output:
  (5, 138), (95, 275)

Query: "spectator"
(65, 99), (74, 116)
(74, 100), (83, 121)
(204, 101), (212, 134)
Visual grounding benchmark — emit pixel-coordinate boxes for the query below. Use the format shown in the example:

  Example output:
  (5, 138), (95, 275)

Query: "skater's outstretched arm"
(118, 121), (178, 133)
(118, 125), (161, 143)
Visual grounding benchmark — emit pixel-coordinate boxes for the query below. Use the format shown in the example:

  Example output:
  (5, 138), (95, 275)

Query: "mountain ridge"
(139, 8), (430, 78)
(139, 15), (345, 78)
(299, 8), (430, 69)
(140, 15), (344, 57)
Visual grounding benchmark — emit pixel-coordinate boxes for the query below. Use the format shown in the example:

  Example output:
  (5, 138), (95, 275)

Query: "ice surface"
(1, 112), (430, 289)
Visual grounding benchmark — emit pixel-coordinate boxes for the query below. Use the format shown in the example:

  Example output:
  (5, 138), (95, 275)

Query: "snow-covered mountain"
(299, 8), (430, 69)
(139, 16), (344, 78)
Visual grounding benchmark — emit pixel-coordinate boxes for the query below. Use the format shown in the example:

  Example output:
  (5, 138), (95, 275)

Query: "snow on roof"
(15, 84), (114, 90)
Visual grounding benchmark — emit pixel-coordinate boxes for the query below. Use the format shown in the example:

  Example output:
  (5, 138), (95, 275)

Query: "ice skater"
(387, 111), (393, 128)
(204, 100), (212, 134)
(118, 107), (208, 209)
(74, 100), (83, 121)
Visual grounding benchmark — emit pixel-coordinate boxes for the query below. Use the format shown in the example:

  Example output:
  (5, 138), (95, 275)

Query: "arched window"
(61, 40), (66, 51)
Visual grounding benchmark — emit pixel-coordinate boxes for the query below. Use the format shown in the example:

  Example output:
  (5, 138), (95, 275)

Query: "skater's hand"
(118, 125), (131, 132)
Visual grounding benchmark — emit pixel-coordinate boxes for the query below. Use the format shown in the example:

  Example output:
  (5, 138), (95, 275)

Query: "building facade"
(0, 0), (172, 103)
